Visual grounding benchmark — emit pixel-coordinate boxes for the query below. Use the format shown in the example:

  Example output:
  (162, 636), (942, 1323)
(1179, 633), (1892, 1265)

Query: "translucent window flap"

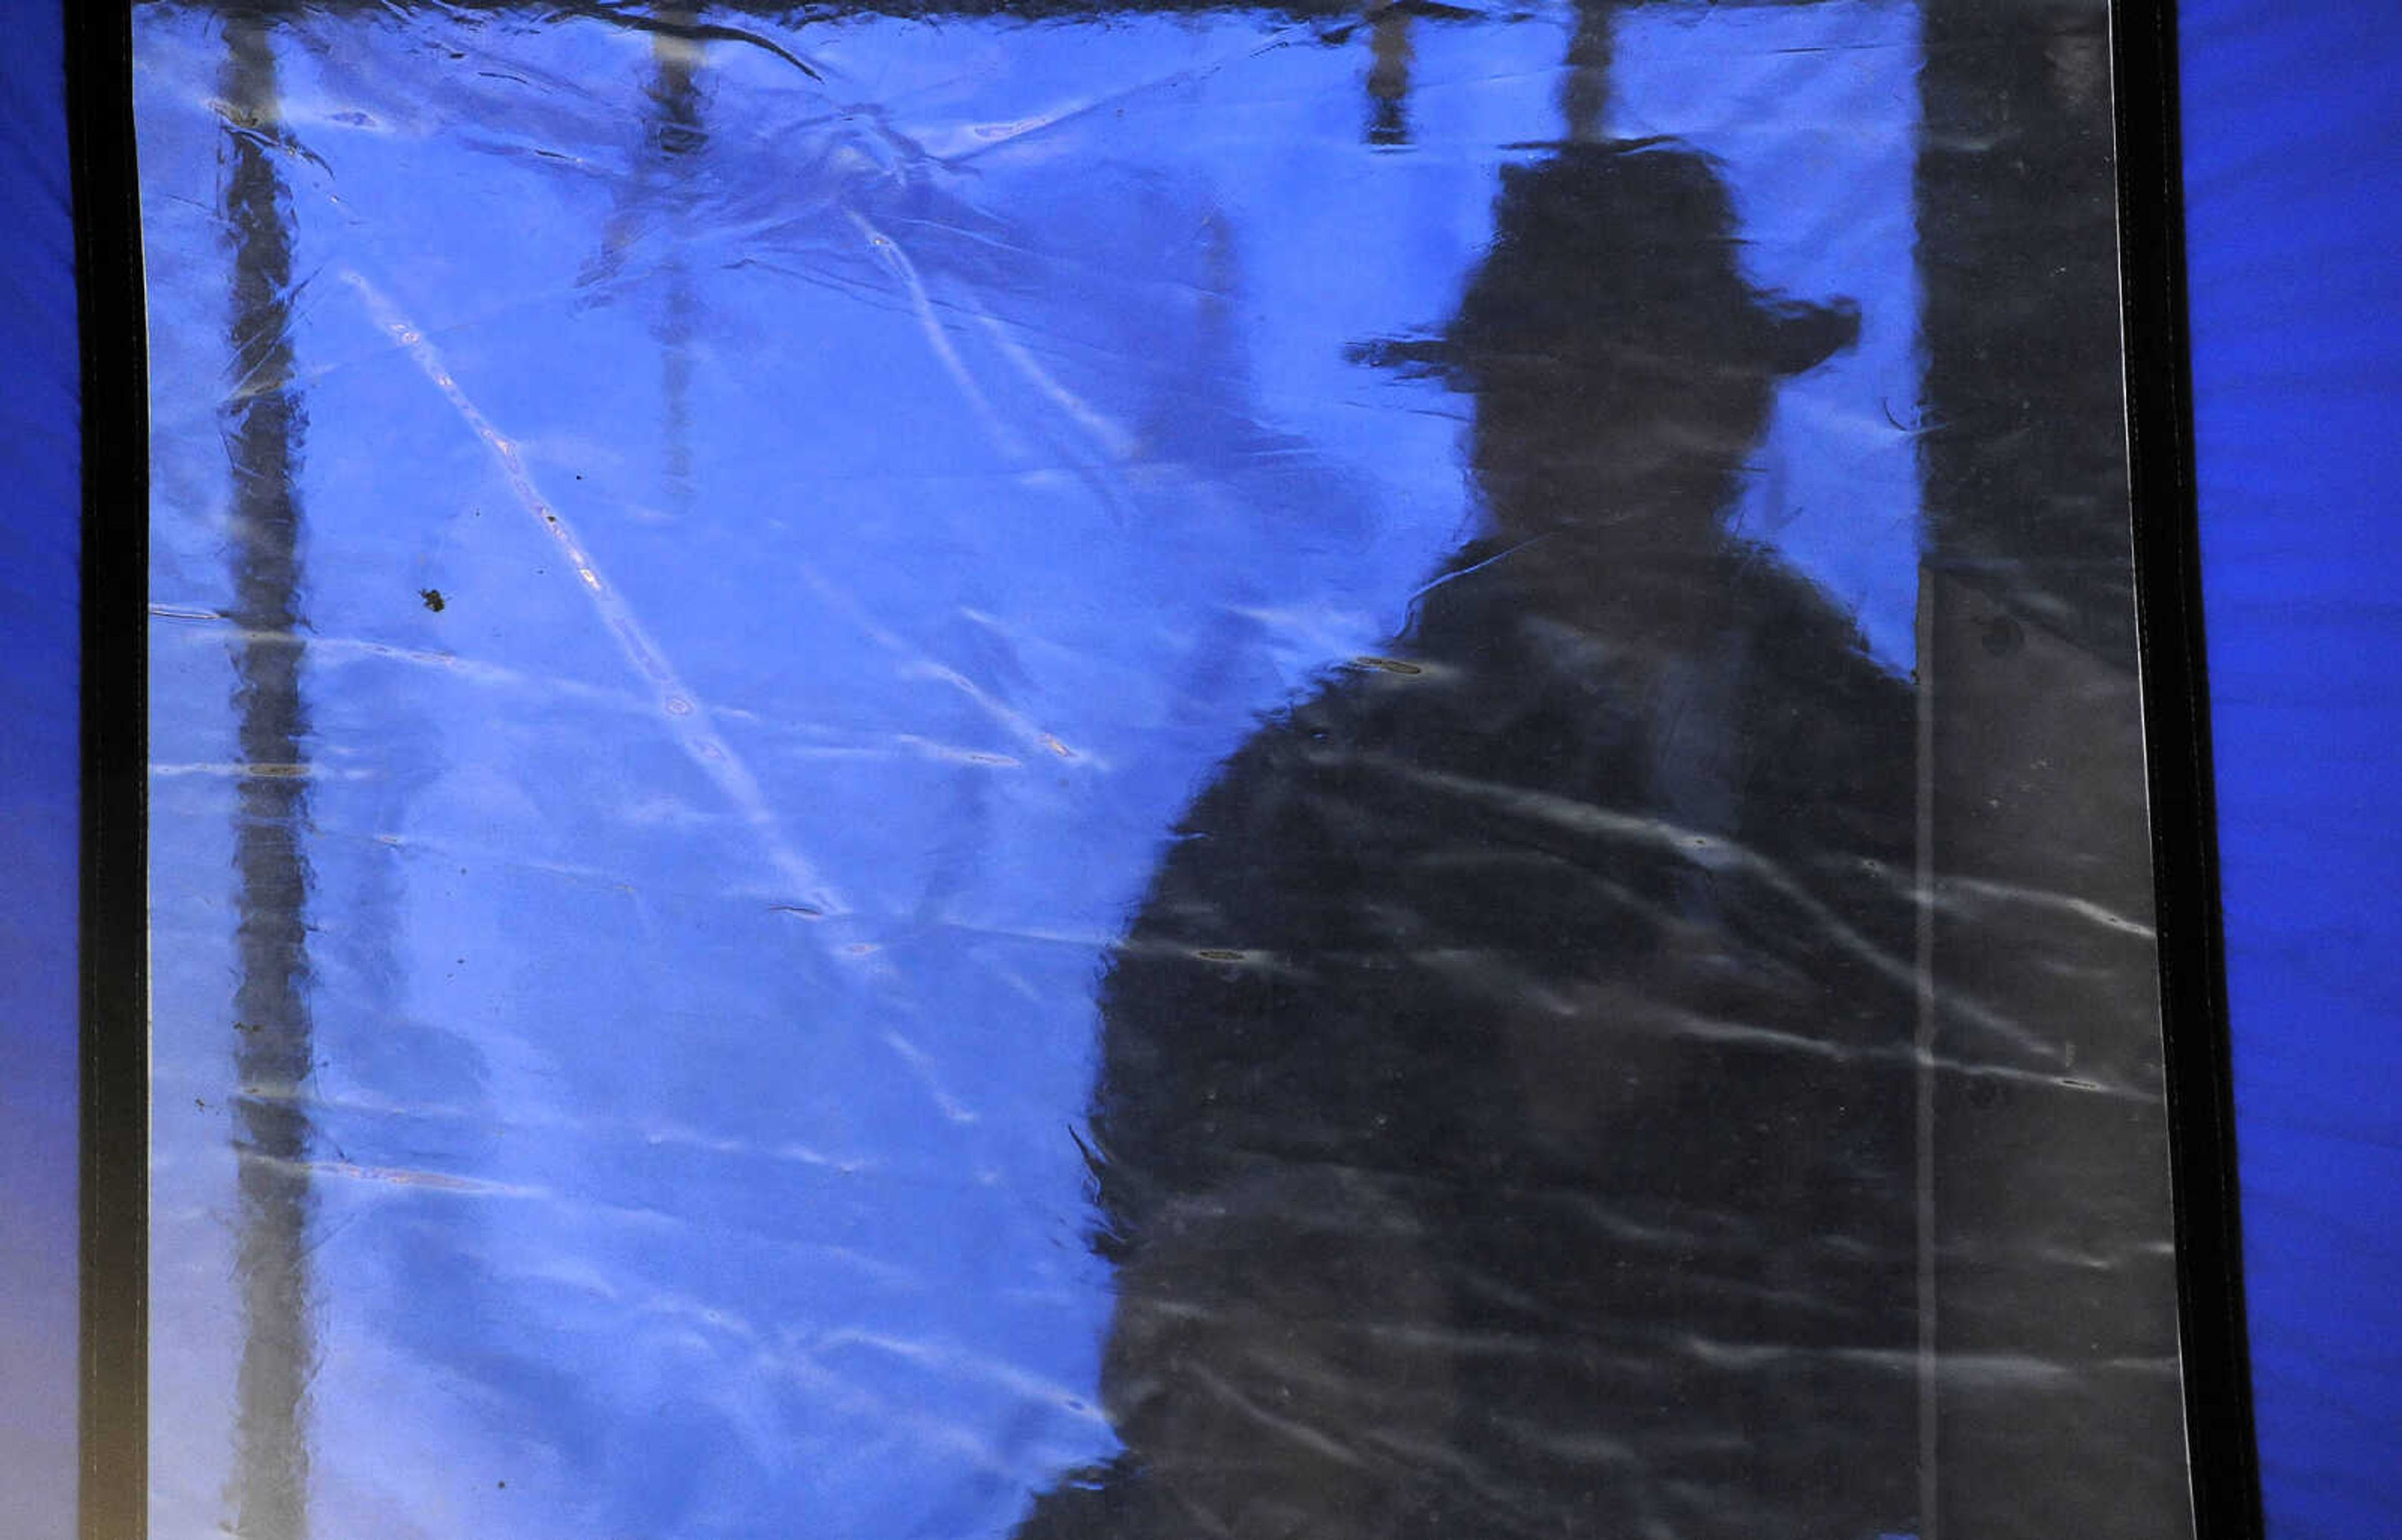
(136, 3), (2194, 1537)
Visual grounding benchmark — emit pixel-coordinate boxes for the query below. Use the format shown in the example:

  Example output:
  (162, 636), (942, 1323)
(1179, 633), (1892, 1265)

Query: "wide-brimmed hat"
(1354, 139), (1859, 388)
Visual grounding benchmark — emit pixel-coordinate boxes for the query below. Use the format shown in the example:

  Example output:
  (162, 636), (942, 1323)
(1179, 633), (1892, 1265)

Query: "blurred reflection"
(1023, 144), (1918, 1540)
(219, 13), (317, 1539)
(1365, 6), (1414, 146)
(1562, 0), (1614, 141)
(637, 22), (704, 513)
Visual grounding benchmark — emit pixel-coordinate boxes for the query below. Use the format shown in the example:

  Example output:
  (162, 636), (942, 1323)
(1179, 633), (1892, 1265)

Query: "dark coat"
(1023, 144), (1923, 1540)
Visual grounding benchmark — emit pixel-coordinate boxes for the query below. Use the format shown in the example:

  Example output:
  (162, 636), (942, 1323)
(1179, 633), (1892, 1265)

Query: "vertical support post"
(1561, 0), (1617, 142)
(219, 16), (316, 1539)
(1366, 4), (1414, 146)
(1913, 2), (2198, 1534)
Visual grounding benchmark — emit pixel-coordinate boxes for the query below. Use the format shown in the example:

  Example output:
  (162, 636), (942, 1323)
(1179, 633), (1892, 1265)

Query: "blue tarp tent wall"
(2181, 1), (2402, 1532)
(1, 1), (2394, 1536)
(1, 4), (84, 1537)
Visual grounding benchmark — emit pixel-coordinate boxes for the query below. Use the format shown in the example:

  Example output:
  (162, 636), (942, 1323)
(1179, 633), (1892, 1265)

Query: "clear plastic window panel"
(137, 3), (2191, 1537)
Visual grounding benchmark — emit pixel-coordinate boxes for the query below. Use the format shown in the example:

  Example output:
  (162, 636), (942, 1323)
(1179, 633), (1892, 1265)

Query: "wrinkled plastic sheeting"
(138, 3), (2189, 1538)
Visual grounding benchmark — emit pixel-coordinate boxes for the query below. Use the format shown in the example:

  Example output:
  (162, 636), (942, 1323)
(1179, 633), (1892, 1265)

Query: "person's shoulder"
(1727, 545), (1909, 700)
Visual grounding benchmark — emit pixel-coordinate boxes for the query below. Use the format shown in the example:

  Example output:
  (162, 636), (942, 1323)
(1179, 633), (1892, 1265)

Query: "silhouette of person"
(1021, 141), (1920, 1540)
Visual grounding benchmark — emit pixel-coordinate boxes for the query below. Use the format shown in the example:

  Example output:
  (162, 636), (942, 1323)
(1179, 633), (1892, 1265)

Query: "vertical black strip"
(2109, 3), (2262, 1537)
(66, 1), (151, 1539)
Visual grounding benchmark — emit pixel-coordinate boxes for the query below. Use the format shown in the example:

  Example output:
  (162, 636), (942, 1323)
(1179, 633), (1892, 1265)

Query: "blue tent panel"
(0, 4), (81, 1539)
(2183, 2), (2402, 1534)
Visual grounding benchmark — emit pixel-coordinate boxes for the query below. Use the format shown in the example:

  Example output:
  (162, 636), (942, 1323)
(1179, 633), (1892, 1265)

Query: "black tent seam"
(2109, 3), (2263, 1537)
(68, 0), (151, 1537)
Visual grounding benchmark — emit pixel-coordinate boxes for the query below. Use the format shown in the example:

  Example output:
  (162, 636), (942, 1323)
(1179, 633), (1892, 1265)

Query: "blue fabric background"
(0, 4), (82, 1539)
(2181, 3), (2402, 1533)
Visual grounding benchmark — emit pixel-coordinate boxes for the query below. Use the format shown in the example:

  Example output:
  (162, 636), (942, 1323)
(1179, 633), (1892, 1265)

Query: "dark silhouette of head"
(1366, 141), (1858, 547)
